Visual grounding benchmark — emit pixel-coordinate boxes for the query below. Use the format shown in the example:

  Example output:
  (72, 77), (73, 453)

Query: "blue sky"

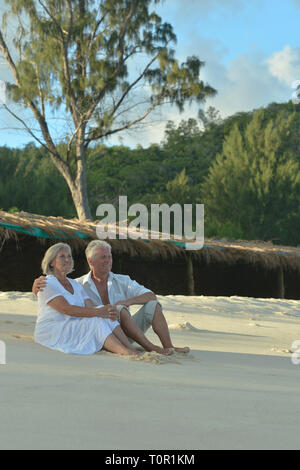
(159, 0), (300, 58)
(0, 0), (300, 148)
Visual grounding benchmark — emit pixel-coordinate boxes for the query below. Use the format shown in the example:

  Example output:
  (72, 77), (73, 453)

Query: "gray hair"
(41, 243), (74, 275)
(85, 240), (112, 266)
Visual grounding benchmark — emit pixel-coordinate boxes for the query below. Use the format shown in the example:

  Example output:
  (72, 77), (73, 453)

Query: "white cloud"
(208, 51), (290, 117)
(108, 42), (296, 148)
(266, 45), (300, 87)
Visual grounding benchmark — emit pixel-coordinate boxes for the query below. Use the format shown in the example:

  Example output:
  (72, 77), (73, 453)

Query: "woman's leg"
(119, 308), (172, 355)
(111, 325), (138, 352)
(102, 332), (138, 356)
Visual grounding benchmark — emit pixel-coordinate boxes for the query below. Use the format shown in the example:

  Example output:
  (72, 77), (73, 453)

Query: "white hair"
(41, 243), (74, 275)
(85, 240), (112, 266)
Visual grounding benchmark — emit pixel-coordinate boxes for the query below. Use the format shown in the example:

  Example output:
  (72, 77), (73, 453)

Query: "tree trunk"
(70, 183), (92, 221)
(72, 131), (92, 221)
(30, 115), (92, 222)
(48, 149), (92, 221)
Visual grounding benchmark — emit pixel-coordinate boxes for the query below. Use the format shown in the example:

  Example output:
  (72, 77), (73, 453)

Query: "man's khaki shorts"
(116, 300), (160, 339)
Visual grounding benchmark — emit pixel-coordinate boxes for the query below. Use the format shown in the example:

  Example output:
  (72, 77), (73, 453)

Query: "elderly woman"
(34, 243), (139, 356)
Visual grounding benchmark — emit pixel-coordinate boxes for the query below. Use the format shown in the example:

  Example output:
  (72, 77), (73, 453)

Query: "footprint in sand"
(130, 351), (182, 365)
(271, 346), (291, 354)
(11, 334), (33, 341)
(168, 321), (201, 332)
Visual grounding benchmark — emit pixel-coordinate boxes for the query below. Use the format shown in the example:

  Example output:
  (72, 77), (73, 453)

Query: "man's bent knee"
(144, 300), (161, 325)
(145, 300), (160, 310)
(116, 304), (130, 322)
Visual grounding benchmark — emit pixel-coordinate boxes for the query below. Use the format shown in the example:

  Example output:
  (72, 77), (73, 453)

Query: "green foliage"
(201, 107), (300, 245)
(205, 220), (245, 240)
(1, 100), (300, 246)
(8, 206), (20, 213)
(0, 145), (75, 217)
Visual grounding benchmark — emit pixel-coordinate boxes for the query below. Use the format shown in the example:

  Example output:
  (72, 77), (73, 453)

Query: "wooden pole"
(277, 265), (285, 299)
(185, 251), (195, 296)
(113, 254), (123, 273)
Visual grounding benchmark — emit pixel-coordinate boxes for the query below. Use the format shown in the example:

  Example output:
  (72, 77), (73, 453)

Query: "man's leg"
(151, 303), (190, 354)
(117, 305), (171, 355)
(130, 300), (158, 334)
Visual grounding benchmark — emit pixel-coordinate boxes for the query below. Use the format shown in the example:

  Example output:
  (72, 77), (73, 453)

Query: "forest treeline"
(1, 101), (300, 246)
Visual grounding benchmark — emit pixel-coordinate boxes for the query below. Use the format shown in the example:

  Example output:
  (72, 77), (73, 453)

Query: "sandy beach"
(0, 291), (300, 450)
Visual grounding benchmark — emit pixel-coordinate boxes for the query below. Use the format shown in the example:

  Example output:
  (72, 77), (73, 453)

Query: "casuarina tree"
(0, 0), (216, 220)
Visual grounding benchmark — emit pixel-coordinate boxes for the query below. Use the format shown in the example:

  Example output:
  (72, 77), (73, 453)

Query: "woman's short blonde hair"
(85, 240), (112, 266)
(41, 243), (74, 275)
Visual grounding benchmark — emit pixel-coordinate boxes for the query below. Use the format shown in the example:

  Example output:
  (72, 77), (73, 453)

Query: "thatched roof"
(1, 210), (300, 271)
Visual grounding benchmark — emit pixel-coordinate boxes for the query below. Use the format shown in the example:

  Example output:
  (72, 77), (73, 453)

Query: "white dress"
(34, 275), (119, 354)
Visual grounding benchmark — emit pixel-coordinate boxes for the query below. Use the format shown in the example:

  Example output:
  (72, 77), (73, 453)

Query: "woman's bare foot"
(128, 347), (142, 356)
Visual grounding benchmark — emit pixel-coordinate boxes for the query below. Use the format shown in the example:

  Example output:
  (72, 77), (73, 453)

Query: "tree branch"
(84, 95), (165, 146)
(82, 2), (139, 126)
(1, 103), (51, 150)
(110, 54), (158, 117)
(35, 63), (45, 118)
(37, 0), (80, 126)
(0, 26), (74, 182)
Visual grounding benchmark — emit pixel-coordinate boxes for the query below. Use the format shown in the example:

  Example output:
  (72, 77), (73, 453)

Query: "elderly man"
(33, 240), (189, 355)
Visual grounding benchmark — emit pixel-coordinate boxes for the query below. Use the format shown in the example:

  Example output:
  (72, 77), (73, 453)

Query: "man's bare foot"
(172, 346), (190, 354)
(151, 345), (174, 356)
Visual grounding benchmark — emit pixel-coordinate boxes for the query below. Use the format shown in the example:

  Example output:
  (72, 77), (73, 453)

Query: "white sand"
(0, 291), (300, 450)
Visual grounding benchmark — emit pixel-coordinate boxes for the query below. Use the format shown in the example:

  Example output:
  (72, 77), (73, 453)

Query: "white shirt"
(76, 271), (153, 308)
